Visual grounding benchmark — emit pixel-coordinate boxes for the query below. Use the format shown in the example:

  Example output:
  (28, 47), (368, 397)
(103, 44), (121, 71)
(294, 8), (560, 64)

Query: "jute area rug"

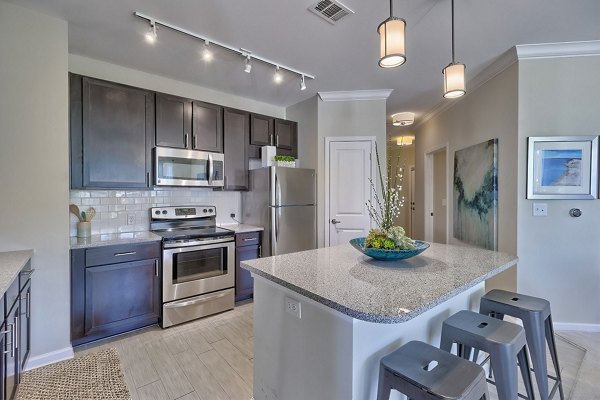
(16, 348), (130, 400)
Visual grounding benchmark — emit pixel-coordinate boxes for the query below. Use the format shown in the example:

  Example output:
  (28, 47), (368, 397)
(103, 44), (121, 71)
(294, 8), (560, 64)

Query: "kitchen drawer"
(85, 242), (160, 267)
(235, 232), (261, 247)
(19, 260), (33, 291)
(4, 276), (19, 316)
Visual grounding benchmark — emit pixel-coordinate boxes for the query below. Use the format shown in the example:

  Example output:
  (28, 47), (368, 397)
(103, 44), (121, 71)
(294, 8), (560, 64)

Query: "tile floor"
(75, 301), (600, 400)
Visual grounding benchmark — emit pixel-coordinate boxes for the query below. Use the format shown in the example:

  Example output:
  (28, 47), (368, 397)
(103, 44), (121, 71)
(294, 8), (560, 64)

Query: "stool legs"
(377, 366), (392, 400)
(517, 347), (536, 400)
(488, 348), (519, 400)
(520, 315), (549, 400)
(545, 315), (565, 400)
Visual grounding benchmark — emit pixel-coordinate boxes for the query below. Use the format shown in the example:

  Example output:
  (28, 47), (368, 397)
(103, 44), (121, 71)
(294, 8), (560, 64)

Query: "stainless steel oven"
(151, 206), (235, 328)
(155, 146), (224, 187)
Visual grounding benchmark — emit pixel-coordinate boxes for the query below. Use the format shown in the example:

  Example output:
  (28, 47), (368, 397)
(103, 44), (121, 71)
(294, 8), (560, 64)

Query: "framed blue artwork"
(527, 136), (598, 199)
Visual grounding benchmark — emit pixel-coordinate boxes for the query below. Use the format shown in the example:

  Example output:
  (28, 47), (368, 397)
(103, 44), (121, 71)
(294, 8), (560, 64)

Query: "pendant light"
(442, 0), (466, 98)
(378, 0), (406, 68)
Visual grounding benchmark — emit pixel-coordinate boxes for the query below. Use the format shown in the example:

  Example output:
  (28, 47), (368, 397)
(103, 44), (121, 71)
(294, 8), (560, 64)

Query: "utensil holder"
(77, 222), (91, 238)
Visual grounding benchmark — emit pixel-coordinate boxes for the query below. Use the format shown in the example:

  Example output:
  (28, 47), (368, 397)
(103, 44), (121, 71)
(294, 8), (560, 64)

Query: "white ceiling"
(7, 0), (600, 135)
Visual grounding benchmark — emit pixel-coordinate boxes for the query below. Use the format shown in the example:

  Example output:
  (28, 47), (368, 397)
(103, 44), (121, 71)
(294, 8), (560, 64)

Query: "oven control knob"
(203, 209), (208, 213)
(154, 210), (160, 215)
(209, 209), (214, 213)
(162, 210), (167, 215)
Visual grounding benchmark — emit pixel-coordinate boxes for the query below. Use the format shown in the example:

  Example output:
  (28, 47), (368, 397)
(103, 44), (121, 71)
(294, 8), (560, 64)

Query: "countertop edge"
(242, 257), (518, 324)
(0, 249), (34, 295)
(69, 233), (162, 250)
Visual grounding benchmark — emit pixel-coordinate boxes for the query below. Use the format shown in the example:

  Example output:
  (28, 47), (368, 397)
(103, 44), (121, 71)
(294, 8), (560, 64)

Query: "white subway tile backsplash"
(69, 188), (241, 237)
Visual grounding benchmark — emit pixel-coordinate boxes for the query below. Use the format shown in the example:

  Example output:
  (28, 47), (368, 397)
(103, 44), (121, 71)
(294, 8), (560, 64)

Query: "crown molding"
(516, 40), (600, 60)
(318, 89), (393, 102)
(415, 47), (518, 128)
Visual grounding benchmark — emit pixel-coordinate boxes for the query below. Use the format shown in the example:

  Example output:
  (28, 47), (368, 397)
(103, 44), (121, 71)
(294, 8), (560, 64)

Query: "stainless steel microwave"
(154, 147), (224, 187)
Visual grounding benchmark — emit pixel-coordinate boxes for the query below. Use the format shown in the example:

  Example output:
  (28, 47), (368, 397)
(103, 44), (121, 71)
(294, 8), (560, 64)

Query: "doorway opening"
(424, 145), (449, 243)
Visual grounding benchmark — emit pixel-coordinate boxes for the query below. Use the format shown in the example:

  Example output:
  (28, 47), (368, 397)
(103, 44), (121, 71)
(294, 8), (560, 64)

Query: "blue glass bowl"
(349, 237), (430, 261)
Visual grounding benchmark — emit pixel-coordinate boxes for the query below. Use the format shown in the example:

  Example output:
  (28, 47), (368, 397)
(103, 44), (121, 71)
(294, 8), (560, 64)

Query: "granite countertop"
(242, 243), (517, 324)
(70, 231), (162, 249)
(218, 223), (264, 234)
(0, 250), (33, 295)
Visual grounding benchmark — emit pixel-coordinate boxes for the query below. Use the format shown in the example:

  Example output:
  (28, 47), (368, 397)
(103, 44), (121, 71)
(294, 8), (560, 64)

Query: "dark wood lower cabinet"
(235, 232), (261, 302)
(71, 243), (161, 346)
(1, 262), (31, 400)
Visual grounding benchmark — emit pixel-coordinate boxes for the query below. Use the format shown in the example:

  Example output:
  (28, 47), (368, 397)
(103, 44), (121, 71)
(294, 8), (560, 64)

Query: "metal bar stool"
(479, 289), (564, 400)
(377, 340), (489, 400)
(440, 310), (535, 400)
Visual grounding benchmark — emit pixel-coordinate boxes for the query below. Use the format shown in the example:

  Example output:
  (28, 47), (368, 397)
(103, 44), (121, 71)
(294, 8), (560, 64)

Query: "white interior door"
(327, 140), (372, 246)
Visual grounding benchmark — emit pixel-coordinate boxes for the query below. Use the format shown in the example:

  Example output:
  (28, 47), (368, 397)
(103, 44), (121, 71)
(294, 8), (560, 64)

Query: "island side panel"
(351, 282), (485, 400)
(252, 276), (354, 400)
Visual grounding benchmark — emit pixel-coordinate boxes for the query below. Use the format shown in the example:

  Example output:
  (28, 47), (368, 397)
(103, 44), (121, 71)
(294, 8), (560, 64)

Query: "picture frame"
(527, 136), (598, 199)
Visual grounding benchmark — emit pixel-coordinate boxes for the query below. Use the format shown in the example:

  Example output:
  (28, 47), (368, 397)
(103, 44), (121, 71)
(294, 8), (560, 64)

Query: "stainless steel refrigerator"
(242, 167), (317, 257)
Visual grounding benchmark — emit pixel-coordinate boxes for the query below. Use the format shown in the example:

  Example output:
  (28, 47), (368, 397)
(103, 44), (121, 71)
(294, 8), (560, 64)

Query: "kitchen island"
(242, 242), (517, 400)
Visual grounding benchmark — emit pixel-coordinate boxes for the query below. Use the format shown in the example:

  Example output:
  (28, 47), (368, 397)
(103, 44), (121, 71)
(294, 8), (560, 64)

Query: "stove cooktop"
(155, 226), (234, 242)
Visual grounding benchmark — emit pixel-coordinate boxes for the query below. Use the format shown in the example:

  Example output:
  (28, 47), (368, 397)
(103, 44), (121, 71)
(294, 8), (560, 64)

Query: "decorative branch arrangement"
(365, 144), (416, 250)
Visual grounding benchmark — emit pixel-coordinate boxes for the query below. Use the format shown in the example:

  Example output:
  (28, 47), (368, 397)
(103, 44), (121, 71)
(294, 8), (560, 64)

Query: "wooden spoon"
(69, 204), (83, 222)
(85, 207), (96, 222)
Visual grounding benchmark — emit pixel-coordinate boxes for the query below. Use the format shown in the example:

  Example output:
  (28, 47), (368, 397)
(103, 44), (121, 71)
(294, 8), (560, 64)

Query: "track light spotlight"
(244, 55), (252, 73)
(202, 40), (213, 62)
(274, 66), (283, 84)
(300, 75), (306, 91)
(145, 20), (157, 44)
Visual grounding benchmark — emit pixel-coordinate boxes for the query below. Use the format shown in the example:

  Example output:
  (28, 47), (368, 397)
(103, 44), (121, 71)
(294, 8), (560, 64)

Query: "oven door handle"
(164, 291), (229, 309)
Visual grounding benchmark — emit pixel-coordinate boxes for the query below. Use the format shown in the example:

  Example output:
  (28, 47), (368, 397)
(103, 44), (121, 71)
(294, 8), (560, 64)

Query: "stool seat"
(377, 341), (489, 400)
(482, 289), (550, 318)
(480, 290), (565, 400)
(440, 310), (535, 400)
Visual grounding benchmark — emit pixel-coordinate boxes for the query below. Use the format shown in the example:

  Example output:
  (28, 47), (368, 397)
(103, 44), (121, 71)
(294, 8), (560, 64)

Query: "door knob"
(331, 219), (341, 224)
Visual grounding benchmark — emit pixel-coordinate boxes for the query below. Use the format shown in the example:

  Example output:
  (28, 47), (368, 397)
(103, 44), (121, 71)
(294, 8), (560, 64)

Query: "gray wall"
(517, 56), (600, 326)
(0, 2), (70, 361)
(288, 95), (387, 248)
(387, 144), (415, 234)
(414, 63), (519, 291)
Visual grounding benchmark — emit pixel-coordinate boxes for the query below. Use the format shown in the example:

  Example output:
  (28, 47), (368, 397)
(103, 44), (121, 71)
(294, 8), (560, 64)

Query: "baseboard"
(553, 322), (600, 332)
(24, 346), (74, 371)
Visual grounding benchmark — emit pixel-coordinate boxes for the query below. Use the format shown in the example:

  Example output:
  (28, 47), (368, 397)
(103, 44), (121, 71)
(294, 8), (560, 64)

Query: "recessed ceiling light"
(392, 112), (415, 126)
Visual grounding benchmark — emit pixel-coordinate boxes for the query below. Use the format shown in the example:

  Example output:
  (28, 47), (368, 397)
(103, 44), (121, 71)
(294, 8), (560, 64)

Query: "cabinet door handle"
(26, 290), (31, 319)
(146, 172), (150, 187)
(193, 135), (197, 149)
(154, 260), (159, 277)
(20, 269), (35, 277)
(114, 251), (136, 257)
(275, 134), (279, 147)
(258, 245), (262, 258)
(2, 323), (14, 357)
(243, 237), (258, 242)
(14, 316), (18, 351)
(185, 133), (189, 148)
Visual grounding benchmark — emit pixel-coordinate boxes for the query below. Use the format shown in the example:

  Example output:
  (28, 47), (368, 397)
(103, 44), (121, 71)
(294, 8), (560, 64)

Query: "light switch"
(533, 203), (548, 217)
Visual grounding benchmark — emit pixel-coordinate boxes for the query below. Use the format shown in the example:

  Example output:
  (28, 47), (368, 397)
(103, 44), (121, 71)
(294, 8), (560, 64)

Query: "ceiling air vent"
(308, 0), (354, 25)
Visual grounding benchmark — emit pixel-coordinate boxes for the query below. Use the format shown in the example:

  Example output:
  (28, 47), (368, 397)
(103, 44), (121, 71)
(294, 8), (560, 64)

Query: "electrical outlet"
(533, 203), (548, 217)
(285, 297), (301, 319)
(230, 213), (236, 219)
(127, 214), (136, 225)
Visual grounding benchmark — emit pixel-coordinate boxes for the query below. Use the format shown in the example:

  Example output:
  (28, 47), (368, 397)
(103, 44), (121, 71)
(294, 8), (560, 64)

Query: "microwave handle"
(208, 153), (213, 185)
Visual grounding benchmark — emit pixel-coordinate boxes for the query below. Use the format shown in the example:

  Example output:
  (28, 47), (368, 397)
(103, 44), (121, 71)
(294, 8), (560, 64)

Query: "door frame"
(424, 144), (450, 243)
(408, 165), (415, 237)
(324, 136), (377, 247)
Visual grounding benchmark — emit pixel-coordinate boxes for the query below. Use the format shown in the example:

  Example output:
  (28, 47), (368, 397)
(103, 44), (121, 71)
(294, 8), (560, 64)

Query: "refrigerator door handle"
(274, 171), (282, 207)
(275, 207), (280, 243)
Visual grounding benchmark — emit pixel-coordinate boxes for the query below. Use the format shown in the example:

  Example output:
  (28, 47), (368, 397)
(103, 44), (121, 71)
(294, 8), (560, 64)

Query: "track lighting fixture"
(134, 12), (315, 90)
(274, 66), (283, 84)
(244, 55), (252, 73)
(443, 0), (466, 99)
(202, 40), (213, 62)
(145, 20), (157, 44)
(378, 0), (406, 68)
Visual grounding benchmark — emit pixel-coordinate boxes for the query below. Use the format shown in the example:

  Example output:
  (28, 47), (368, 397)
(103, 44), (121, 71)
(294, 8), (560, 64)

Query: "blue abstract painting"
(540, 149), (582, 186)
(453, 139), (498, 250)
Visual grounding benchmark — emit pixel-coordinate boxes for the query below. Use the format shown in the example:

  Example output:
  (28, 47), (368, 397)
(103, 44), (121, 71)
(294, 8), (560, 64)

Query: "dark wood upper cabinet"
(274, 119), (298, 158)
(223, 108), (249, 190)
(192, 101), (223, 152)
(155, 93), (191, 149)
(70, 75), (154, 189)
(250, 114), (274, 147)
